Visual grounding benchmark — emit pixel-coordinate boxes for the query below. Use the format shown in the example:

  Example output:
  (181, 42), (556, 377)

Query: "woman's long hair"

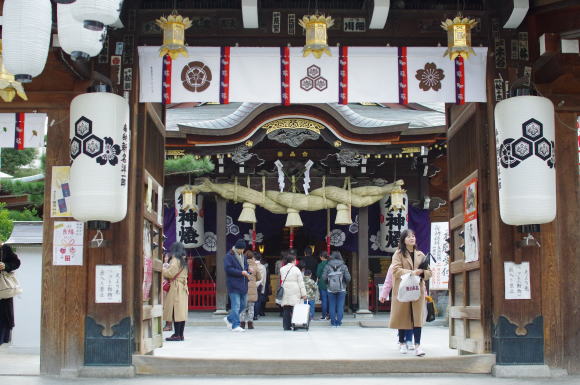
(397, 229), (416, 256)
(169, 242), (187, 268)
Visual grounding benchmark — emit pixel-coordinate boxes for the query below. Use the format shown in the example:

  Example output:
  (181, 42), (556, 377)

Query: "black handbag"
(276, 266), (293, 301)
(426, 299), (436, 322)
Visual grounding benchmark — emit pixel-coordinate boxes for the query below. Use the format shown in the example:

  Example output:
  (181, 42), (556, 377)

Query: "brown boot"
(247, 321), (254, 329)
(240, 321), (246, 329)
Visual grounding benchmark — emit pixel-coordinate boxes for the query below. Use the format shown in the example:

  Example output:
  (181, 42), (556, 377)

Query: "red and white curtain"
(139, 46), (488, 105)
(0, 113), (47, 149)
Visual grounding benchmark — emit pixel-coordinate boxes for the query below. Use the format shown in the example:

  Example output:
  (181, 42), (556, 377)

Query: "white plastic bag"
(397, 273), (421, 302)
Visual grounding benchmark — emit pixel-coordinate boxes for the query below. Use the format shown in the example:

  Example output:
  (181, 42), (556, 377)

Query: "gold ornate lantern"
(298, 14), (335, 58)
(441, 14), (478, 60)
(389, 185), (407, 211)
(0, 42), (27, 103)
(156, 10), (193, 59)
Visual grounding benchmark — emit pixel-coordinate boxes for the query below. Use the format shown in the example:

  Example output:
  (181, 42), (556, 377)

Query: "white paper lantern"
(2, 0), (52, 83)
(69, 92), (130, 224)
(175, 186), (205, 248)
(495, 95), (556, 225)
(71, 0), (122, 31)
(379, 193), (408, 252)
(58, 4), (106, 61)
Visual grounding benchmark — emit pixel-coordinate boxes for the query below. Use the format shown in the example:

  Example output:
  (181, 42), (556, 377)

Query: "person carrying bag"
(0, 243), (21, 346)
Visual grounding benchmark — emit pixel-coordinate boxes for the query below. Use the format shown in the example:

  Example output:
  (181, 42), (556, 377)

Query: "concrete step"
(133, 354), (496, 376)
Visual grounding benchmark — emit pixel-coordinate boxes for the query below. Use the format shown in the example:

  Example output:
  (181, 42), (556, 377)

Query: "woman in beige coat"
(239, 250), (262, 329)
(279, 254), (306, 330)
(163, 242), (189, 341)
(389, 229), (432, 356)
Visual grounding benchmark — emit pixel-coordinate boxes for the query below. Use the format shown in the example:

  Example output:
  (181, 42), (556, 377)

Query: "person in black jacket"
(301, 247), (318, 281)
(0, 243), (21, 345)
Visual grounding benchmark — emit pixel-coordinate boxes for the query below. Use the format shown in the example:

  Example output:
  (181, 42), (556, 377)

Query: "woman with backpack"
(389, 229), (431, 357)
(321, 251), (351, 327)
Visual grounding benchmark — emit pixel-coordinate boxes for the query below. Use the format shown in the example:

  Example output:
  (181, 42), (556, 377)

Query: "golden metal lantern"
(0, 41), (27, 103)
(298, 14), (334, 58)
(389, 186), (407, 211)
(441, 14), (478, 60)
(156, 11), (193, 59)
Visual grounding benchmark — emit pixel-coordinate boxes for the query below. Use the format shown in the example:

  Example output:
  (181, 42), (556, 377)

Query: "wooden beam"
(449, 170), (479, 201)
(447, 103), (477, 141)
(215, 197), (228, 313)
(145, 103), (166, 138)
(450, 260), (481, 275)
(356, 206), (370, 314)
(449, 306), (482, 320)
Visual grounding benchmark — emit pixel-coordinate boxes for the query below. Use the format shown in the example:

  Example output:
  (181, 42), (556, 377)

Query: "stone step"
(133, 354), (496, 376)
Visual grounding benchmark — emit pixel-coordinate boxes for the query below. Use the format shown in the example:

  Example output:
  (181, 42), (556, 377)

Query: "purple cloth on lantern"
(163, 206), (177, 251)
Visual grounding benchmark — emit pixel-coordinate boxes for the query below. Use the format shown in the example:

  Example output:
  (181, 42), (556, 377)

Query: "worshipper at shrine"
(388, 229), (431, 357)
(162, 242), (189, 341)
(253, 253), (268, 319)
(223, 239), (250, 332)
(321, 251), (351, 327)
(302, 269), (318, 320)
(278, 253), (307, 331)
(0, 243), (20, 346)
(316, 251), (330, 320)
(301, 247), (318, 280)
(239, 250), (262, 329)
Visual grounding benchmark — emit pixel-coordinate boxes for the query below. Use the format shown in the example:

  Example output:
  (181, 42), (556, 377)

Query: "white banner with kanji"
(139, 46), (488, 105)
(0, 113), (46, 149)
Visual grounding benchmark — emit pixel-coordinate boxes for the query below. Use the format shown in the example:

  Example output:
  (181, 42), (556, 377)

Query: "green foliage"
(165, 155), (215, 175)
(0, 203), (41, 242)
(1, 148), (37, 175)
(0, 203), (12, 243)
(0, 180), (45, 206)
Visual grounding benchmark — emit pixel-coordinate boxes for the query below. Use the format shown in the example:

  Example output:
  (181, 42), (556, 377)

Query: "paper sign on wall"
(504, 262), (531, 300)
(50, 166), (72, 217)
(430, 222), (450, 290)
(96, 265), (123, 303)
(464, 178), (479, 263)
(53, 221), (84, 266)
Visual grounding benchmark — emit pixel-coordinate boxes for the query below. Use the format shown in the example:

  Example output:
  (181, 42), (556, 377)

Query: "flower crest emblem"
(415, 62), (445, 91)
(96, 137), (121, 166)
(203, 232), (217, 252)
(329, 229), (346, 247)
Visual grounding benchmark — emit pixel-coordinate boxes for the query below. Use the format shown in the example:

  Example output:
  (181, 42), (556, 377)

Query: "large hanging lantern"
(298, 14), (334, 59)
(0, 42), (27, 103)
(238, 202), (257, 224)
(156, 11), (193, 60)
(70, 0), (122, 31)
(379, 192), (408, 253)
(494, 96), (556, 225)
(175, 186), (204, 248)
(58, 4), (106, 61)
(69, 92), (130, 226)
(2, 0), (52, 83)
(441, 14), (478, 60)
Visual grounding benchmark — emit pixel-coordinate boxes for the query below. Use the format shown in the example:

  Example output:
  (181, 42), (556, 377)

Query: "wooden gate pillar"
(355, 206), (372, 317)
(214, 196), (228, 314)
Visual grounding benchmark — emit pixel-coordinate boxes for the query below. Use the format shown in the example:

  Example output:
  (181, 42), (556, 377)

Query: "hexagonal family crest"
(301, 65), (328, 92)
(498, 118), (554, 169)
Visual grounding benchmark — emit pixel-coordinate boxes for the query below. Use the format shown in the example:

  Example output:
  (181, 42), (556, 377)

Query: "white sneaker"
(407, 342), (415, 350)
(399, 344), (408, 354)
(415, 346), (425, 356)
(232, 326), (246, 332)
(223, 316), (232, 329)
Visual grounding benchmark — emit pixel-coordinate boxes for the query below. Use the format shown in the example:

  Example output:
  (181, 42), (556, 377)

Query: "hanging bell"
(238, 202), (257, 224)
(335, 203), (352, 225)
(285, 208), (303, 228)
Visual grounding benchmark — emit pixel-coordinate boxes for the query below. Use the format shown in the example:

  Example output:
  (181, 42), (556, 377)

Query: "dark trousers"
(399, 327), (422, 345)
(282, 305), (294, 330)
(174, 321), (185, 337)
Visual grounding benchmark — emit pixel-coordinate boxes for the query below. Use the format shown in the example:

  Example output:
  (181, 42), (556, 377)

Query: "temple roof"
(166, 102), (446, 133)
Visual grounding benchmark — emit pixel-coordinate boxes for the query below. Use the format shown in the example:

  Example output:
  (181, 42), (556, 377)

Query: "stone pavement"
(1, 374), (579, 385)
